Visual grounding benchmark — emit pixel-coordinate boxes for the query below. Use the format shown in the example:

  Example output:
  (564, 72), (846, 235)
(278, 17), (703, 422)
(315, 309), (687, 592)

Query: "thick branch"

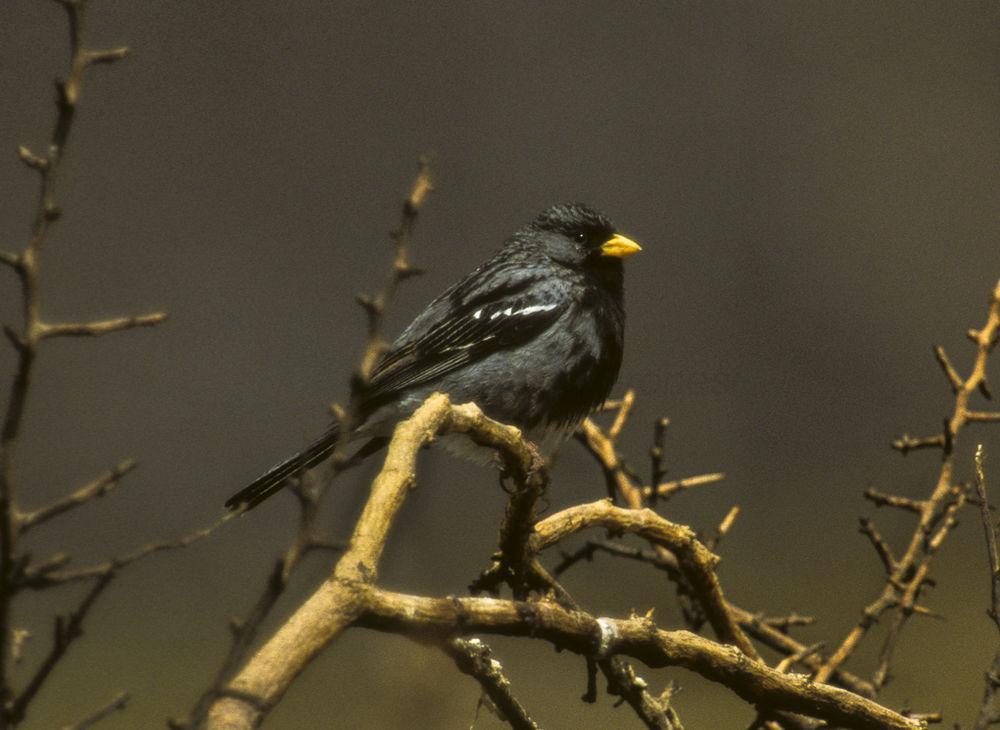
(533, 499), (758, 661)
(357, 589), (925, 730)
(206, 395), (528, 729)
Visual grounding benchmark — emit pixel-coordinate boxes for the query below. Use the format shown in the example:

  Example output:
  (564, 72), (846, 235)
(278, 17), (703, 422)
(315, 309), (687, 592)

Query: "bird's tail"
(225, 424), (340, 511)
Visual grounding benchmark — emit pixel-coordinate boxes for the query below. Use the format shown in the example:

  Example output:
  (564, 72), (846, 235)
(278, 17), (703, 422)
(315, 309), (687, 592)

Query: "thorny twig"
(0, 3), (203, 726)
(974, 444), (1000, 730)
(443, 638), (540, 730)
(816, 280), (1000, 689)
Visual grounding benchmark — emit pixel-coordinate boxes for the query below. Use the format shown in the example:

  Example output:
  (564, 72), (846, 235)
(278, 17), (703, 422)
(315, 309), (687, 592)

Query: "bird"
(226, 203), (641, 511)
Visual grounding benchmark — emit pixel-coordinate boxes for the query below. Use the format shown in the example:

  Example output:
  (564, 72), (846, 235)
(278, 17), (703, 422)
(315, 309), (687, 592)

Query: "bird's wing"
(361, 274), (565, 409)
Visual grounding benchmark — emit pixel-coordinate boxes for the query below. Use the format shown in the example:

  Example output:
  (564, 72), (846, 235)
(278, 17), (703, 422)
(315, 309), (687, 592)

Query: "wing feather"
(360, 285), (564, 410)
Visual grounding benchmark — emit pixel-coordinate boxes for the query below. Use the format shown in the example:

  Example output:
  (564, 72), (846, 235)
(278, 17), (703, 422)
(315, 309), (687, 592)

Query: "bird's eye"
(573, 232), (587, 243)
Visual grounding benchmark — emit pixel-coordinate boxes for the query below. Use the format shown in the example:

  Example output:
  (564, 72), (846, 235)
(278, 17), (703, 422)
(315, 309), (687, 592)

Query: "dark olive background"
(2, 2), (999, 728)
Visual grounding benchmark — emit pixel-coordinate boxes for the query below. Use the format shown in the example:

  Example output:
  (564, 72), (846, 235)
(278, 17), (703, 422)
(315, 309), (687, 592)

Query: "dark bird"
(226, 203), (641, 511)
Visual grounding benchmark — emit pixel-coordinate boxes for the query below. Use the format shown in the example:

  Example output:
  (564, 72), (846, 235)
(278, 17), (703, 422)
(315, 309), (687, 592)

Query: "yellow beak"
(600, 233), (642, 259)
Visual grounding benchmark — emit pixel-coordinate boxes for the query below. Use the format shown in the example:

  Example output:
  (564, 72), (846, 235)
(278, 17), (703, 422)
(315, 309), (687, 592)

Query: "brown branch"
(206, 395), (526, 728)
(891, 433), (946, 455)
(816, 280), (1000, 687)
(933, 345), (963, 394)
(191, 163), (432, 725)
(443, 638), (540, 730)
(356, 588), (926, 730)
(733, 607), (874, 698)
(859, 517), (896, 574)
(974, 444), (1000, 730)
(469, 443), (548, 598)
(0, 1), (131, 719)
(520, 558), (681, 729)
(533, 499), (759, 660)
(353, 158), (431, 390)
(6, 572), (114, 725)
(578, 411), (640, 503)
(644, 472), (726, 500)
(19, 459), (137, 531)
(706, 505), (741, 550)
(579, 403), (879, 698)
(976, 445), (1000, 633)
(208, 398), (685, 730)
(649, 416), (670, 504)
(20, 513), (231, 590)
(863, 488), (924, 514)
(38, 313), (166, 339)
(553, 539), (681, 579)
(172, 474), (342, 729)
(59, 690), (129, 730)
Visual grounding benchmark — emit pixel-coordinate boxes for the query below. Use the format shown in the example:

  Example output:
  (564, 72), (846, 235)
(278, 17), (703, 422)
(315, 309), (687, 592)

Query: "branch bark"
(357, 589), (924, 730)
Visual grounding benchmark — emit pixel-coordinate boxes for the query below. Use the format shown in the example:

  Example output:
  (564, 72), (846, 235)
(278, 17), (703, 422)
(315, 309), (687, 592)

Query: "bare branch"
(21, 513), (231, 590)
(706, 505), (741, 551)
(974, 445), (1000, 730)
(976, 445), (1000, 632)
(859, 518), (896, 573)
(20, 459), (136, 531)
(443, 638), (539, 730)
(0, 0), (133, 711)
(817, 280), (1000, 687)
(38, 313), (166, 339)
(357, 588), (926, 730)
(644, 472), (726, 500)
(354, 159), (432, 389)
(173, 471), (343, 729)
(776, 642), (826, 674)
(533, 499), (759, 660)
(933, 345), (963, 394)
(7, 573), (114, 724)
(553, 539), (681, 579)
(59, 690), (129, 730)
(649, 416), (670, 502)
(80, 47), (129, 66)
(891, 433), (946, 455)
(608, 388), (635, 441)
(207, 395), (522, 727)
(863, 488), (924, 514)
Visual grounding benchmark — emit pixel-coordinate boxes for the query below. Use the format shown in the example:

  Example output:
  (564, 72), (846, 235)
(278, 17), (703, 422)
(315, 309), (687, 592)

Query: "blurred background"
(1, 1), (999, 727)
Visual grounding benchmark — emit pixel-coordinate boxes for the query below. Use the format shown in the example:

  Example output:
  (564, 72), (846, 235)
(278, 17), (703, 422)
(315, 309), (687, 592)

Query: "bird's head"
(525, 203), (641, 274)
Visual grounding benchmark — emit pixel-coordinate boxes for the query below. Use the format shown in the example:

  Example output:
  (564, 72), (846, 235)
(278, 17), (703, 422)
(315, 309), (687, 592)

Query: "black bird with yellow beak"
(227, 203), (641, 510)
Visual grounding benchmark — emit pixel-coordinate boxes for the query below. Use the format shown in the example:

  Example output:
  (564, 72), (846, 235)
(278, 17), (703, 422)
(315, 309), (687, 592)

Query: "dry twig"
(816, 280), (1000, 689)
(974, 444), (1000, 730)
(178, 164), (431, 726)
(443, 638), (539, 730)
(356, 588), (923, 730)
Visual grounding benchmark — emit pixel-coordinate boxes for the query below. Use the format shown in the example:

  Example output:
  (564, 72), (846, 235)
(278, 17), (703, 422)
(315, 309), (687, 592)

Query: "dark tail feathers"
(226, 425), (340, 511)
